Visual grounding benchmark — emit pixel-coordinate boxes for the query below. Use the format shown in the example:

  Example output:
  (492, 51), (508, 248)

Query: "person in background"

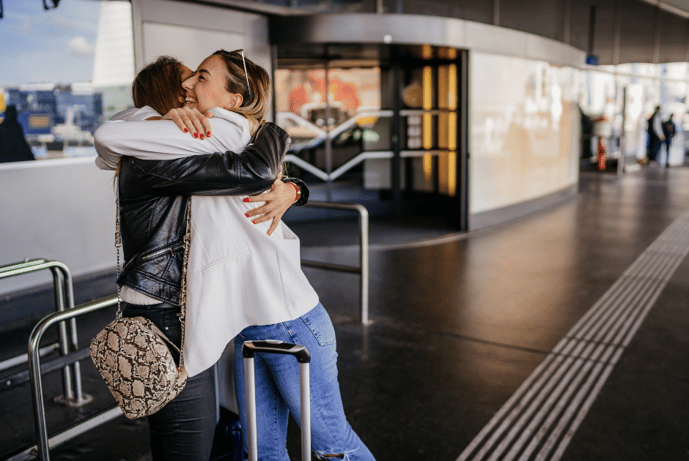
(662, 113), (676, 168)
(0, 105), (35, 163)
(579, 105), (593, 160)
(646, 105), (665, 165)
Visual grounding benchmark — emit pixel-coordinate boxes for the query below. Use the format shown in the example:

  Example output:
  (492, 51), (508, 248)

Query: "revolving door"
(274, 43), (468, 230)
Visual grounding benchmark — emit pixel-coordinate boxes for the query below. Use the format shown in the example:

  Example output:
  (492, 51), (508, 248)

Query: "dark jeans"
(121, 302), (216, 461)
(649, 136), (662, 162)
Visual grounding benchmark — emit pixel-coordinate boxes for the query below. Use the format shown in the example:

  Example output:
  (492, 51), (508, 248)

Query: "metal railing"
(0, 259), (90, 407)
(300, 201), (370, 325)
(16, 295), (122, 461)
(4, 210), (368, 458)
(281, 108), (457, 183)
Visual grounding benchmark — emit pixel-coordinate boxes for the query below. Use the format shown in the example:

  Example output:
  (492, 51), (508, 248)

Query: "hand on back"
(163, 107), (213, 140)
(244, 179), (299, 236)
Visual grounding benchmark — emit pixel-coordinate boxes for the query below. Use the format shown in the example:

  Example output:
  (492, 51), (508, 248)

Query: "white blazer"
(95, 107), (319, 377)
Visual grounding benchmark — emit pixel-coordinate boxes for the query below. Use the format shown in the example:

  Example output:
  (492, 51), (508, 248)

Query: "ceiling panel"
(658, 9), (689, 62)
(661, 0), (689, 16)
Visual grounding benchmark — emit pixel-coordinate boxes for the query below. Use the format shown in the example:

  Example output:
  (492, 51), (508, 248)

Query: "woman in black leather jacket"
(95, 56), (306, 460)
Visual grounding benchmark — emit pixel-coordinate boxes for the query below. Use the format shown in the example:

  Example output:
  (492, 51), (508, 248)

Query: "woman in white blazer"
(96, 51), (375, 461)
(96, 55), (303, 460)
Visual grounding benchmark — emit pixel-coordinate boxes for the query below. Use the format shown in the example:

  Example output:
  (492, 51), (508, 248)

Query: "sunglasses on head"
(230, 49), (251, 100)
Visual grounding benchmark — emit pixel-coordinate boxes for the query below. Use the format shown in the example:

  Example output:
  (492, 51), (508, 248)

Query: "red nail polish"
(245, 213), (250, 218)
(243, 198), (250, 202)
(207, 131), (211, 137)
(200, 134), (205, 140)
(252, 220), (256, 225)
(193, 133), (199, 138)
(184, 128), (189, 133)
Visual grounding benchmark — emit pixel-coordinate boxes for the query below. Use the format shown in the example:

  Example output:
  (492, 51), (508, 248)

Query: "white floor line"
(456, 210), (689, 461)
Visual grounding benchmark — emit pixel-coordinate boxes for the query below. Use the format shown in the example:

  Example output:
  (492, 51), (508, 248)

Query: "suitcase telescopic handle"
(242, 339), (311, 363)
(242, 340), (312, 461)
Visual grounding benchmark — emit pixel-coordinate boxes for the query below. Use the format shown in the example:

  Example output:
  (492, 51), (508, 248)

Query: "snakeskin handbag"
(90, 190), (191, 420)
(90, 315), (188, 419)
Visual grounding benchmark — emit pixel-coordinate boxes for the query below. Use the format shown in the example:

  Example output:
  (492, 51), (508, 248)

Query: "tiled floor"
(2, 165), (689, 461)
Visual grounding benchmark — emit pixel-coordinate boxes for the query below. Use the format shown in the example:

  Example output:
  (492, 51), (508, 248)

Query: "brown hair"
(212, 50), (271, 126)
(132, 56), (185, 114)
(116, 57), (186, 181)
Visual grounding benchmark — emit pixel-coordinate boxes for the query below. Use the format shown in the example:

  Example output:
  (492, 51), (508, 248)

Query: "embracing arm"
(95, 106), (175, 170)
(130, 122), (290, 197)
(94, 108), (247, 171)
(100, 109), (309, 233)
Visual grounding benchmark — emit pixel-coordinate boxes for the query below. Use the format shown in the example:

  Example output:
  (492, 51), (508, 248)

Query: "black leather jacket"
(117, 122), (307, 305)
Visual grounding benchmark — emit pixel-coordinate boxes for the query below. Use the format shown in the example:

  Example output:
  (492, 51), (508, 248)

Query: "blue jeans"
(234, 303), (375, 461)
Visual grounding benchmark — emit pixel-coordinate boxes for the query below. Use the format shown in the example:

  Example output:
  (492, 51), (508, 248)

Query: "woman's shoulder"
(208, 108), (249, 127)
(110, 106), (160, 122)
(208, 108), (251, 146)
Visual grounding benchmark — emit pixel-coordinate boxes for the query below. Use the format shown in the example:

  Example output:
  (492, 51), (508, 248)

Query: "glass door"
(274, 44), (468, 229)
(385, 45), (467, 228)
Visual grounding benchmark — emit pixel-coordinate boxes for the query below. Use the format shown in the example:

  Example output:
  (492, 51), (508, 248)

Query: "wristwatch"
(281, 176), (309, 206)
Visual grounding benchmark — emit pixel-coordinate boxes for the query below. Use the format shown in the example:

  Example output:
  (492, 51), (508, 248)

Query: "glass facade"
(0, 0), (132, 162)
(580, 62), (689, 163)
(274, 66), (383, 193)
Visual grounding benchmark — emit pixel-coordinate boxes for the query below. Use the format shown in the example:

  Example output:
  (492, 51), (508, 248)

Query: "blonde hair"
(212, 50), (271, 132)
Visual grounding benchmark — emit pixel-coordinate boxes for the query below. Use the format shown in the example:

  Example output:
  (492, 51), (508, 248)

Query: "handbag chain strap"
(178, 196), (192, 371)
(114, 174), (191, 371)
(115, 177), (123, 320)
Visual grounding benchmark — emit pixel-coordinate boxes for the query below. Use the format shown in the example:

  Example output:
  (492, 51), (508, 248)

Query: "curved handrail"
(27, 295), (118, 460)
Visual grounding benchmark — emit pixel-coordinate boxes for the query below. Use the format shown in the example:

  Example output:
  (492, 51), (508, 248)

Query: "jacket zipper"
(141, 243), (184, 261)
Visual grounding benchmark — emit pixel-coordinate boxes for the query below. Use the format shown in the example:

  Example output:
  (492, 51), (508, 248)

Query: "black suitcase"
(242, 340), (311, 461)
(209, 406), (243, 461)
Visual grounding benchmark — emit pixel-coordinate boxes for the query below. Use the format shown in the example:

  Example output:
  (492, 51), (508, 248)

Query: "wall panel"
(619, 1), (657, 63)
(132, 0), (272, 78)
(0, 159), (116, 297)
(592, 0), (616, 64)
(469, 52), (580, 222)
(658, 9), (689, 63)
(500, 0), (564, 42)
(403, 0), (493, 24)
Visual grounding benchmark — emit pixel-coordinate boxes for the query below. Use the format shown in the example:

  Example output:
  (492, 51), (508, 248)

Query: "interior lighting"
(422, 66), (433, 150)
(438, 66), (449, 149)
(422, 67), (432, 111)
(423, 152), (433, 189)
(437, 64), (457, 196)
(448, 64), (457, 110)
(438, 152), (449, 194)
(448, 112), (457, 151)
(447, 151), (457, 197)
(448, 64), (457, 151)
